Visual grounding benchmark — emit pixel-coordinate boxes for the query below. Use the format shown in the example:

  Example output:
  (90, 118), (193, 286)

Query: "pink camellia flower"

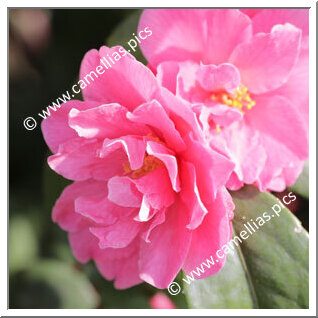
(42, 46), (235, 289)
(149, 293), (177, 309)
(138, 9), (309, 191)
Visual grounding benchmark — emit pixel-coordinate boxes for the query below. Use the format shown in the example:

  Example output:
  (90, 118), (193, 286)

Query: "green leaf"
(106, 10), (147, 64)
(9, 216), (39, 274)
(26, 260), (100, 309)
(184, 186), (308, 309)
(288, 160), (309, 199)
(183, 238), (255, 309)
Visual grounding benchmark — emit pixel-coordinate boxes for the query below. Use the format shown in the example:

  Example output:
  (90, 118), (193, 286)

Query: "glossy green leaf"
(183, 238), (255, 309)
(26, 260), (100, 309)
(184, 186), (308, 309)
(288, 160), (309, 199)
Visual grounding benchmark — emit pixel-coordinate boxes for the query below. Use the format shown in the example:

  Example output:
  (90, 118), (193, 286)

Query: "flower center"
(211, 84), (256, 113)
(123, 155), (163, 179)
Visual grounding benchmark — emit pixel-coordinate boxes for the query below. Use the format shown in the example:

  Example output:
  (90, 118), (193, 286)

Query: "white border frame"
(2, 0), (316, 316)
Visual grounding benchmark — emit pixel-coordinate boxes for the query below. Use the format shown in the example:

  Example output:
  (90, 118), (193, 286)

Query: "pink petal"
(89, 218), (142, 249)
(146, 141), (180, 192)
(254, 129), (305, 191)
(68, 228), (99, 263)
(196, 63), (241, 94)
(79, 46), (158, 109)
(68, 103), (151, 139)
(52, 180), (108, 232)
(269, 47), (308, 131)
(107, 176), (142, 208)
(48, 138), (126, 181)
(196, 103), (243, 132)
(149, 293), (177, 309)
(75, 196), (118, 226)
(214, 121), (267, 187)
(203, 9), (252, 64)
(41, 100), (99, 153)
(157, 61), (180, 94)
(132, 167), (175, 210)
(252, 9), (309, 36)
(182, 188), (233, 279)
(138, 9), (207, 68)
(230, 23), (301, 94)
(127, 100), (185, 152)
(240, 9), (263, 18)
(95, 242), (143, 289)
(182, 133), (234, 202)
(100, 136), (146, 170)
(139, 199), (192, 288)
(154, 88), (203, 141)
(141, 209), (166, 243)
(180, 161), (208, 230)
(248, 95), (308, 159)
(138, 9), (252, 67)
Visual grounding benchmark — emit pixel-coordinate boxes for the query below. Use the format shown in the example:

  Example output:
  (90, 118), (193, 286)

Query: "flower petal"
(230, 23), (301, 94)
(79, 46), (158, 109)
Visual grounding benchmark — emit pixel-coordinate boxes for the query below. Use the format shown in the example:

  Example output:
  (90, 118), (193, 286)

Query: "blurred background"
(9, 8), (308, 309)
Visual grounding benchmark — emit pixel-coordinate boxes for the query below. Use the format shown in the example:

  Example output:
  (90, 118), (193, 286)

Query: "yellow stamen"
(211, 84), (256, 114)
(123, 155), (163, 179)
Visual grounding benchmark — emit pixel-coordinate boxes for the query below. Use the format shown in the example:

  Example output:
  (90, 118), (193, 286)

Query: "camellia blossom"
(138, 9), (309, 191)
(149, 293), (177, 309)
(42, 46), (235, 289)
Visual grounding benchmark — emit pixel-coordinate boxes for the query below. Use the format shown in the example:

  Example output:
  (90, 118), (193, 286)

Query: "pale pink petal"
(196, 103), (243, 133)
(196, 63), (241, 94)
(269, 47), (308, 130)
(230, 23), (301, 94)
(213, 121), (267, 188)
(175, 62), (241, 105)
(248, 95), (308, 159)
(252, 9), (309, 35)
(254, 130), (305, 191)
